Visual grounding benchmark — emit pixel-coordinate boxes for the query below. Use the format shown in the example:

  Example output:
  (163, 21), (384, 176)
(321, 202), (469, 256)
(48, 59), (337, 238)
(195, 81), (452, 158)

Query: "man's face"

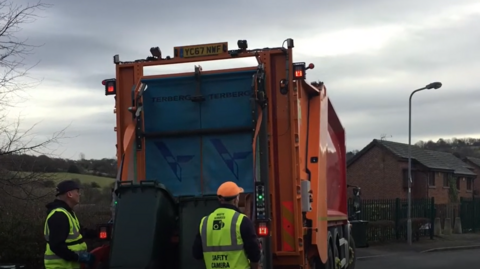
(67, 189), (81, 205)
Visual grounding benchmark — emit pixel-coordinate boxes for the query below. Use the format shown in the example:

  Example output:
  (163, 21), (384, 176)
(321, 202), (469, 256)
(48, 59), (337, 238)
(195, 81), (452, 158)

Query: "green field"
(46, 172), (115, 188)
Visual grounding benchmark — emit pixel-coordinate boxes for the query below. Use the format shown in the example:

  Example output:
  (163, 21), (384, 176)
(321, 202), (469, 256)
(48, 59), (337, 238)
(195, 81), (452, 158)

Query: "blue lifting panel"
(142, 69), (256, 197)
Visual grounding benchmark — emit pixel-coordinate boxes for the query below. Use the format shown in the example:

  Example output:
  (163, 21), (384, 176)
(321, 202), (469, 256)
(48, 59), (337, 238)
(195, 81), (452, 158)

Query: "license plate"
(175, 42), (228, 58)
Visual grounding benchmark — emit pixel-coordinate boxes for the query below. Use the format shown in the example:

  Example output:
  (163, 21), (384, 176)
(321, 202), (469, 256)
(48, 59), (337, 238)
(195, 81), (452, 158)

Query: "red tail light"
(97, 224), (112, 240)
(257, 222), (269, 237)
(102, 78), (116, 96)
(99, 227), (107, 239)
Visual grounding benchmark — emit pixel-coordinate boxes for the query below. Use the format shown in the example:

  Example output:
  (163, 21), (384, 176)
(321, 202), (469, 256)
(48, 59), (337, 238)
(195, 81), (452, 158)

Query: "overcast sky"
(6, 0), (480, 160)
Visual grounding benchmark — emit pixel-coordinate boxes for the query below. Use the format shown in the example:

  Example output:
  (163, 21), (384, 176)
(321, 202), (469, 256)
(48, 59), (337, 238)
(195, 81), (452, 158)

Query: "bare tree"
(0, 0), (66, 202)
(0, 0), (51, 106)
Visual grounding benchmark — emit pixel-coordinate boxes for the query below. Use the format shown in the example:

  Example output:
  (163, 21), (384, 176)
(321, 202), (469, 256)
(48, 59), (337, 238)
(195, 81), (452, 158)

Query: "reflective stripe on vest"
(44, 250), (84, 261)
(201, 211), (244, 252)
(44, 207), (87, 268)
(44, 211), (81, 242)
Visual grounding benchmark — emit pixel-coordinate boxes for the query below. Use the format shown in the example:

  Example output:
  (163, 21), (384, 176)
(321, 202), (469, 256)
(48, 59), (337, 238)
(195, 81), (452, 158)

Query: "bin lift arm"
(127, 81), (147, 151)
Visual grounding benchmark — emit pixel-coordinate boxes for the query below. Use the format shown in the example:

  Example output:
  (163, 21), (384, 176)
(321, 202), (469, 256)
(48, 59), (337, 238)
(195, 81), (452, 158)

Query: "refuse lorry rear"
(89, 39), (355, 269)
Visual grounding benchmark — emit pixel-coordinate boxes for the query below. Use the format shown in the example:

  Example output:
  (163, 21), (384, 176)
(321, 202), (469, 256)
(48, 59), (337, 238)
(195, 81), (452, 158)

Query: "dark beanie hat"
(56, 180), (81, 196)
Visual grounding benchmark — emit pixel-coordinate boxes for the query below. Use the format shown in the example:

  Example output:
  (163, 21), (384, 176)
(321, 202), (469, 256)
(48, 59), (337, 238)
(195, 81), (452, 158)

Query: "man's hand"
(78, 252), (95, 266)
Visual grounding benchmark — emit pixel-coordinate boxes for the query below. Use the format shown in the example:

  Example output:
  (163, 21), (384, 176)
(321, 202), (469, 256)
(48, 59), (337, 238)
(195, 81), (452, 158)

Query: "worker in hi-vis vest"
(44, 180), (95, 269)
(192, 181), (261, 269)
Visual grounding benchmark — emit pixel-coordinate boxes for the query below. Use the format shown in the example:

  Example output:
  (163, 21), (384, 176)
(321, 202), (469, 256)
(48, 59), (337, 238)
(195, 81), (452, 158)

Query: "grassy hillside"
(47, 172), (115, 188)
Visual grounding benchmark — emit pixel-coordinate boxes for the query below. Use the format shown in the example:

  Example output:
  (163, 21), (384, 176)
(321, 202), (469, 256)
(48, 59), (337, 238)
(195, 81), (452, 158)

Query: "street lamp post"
(407, 81), (442, 245)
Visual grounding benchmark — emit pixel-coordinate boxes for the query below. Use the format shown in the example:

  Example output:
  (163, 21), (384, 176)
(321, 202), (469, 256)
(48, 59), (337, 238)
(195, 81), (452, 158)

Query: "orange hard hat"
(217, 181), (244, 198)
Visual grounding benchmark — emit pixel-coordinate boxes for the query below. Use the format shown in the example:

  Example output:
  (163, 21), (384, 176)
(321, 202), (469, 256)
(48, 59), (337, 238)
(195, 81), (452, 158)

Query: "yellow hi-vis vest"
(199, 207), (250, 269)
(44, 207), (88, 269)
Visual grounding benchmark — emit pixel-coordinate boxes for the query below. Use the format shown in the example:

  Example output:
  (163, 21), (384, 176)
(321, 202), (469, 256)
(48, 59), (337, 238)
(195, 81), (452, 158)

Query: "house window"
(456, 177), (461, 190)
(467, 178), (473, 191)
(443, 173), (449, 187)
(428, 172), (435, 187)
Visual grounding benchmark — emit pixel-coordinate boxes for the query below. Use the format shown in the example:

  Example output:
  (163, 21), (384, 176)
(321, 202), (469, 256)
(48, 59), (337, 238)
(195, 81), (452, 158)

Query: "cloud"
(4, 0), (480, 159)
(298, 3), (480, 150)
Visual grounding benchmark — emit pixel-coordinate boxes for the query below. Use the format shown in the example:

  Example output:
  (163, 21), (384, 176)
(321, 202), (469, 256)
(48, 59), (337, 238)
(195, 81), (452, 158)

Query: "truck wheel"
(308, 242), (335, 269)
(333, 241), (342, 269)
(309, 256), (324, 269)
(327, 243), (335, 269)
(348, 235), (356, 269)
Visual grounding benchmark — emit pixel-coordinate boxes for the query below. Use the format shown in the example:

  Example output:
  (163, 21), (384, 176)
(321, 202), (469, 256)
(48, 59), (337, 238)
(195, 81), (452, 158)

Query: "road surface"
(357, 248), (480, 269)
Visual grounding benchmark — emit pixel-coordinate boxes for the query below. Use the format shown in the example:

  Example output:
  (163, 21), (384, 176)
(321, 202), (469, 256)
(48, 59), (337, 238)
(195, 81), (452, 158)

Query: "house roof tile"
(466, 156), (480, 168)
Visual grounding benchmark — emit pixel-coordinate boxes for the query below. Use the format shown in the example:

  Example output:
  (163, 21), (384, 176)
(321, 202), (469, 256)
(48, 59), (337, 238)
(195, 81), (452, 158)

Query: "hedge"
(0, 184), (111, 268)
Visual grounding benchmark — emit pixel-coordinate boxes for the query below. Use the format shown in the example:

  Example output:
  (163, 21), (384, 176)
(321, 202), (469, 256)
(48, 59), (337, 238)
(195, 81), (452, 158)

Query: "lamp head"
(426, 82), (442, 90)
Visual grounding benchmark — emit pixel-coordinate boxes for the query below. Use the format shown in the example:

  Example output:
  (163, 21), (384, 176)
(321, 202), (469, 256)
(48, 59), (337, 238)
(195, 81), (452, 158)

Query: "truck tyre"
(348, 234), (356, 269)
(333, 241), (342, 269)
(308, 244), (334, 269)
(326, 242), (335, 269)
(309, 256), (324, 269)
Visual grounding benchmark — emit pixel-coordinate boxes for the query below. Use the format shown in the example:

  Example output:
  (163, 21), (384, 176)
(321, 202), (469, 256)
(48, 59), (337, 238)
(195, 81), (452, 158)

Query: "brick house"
(463, 157), (480, 196)
(347, 139), (477, 204)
